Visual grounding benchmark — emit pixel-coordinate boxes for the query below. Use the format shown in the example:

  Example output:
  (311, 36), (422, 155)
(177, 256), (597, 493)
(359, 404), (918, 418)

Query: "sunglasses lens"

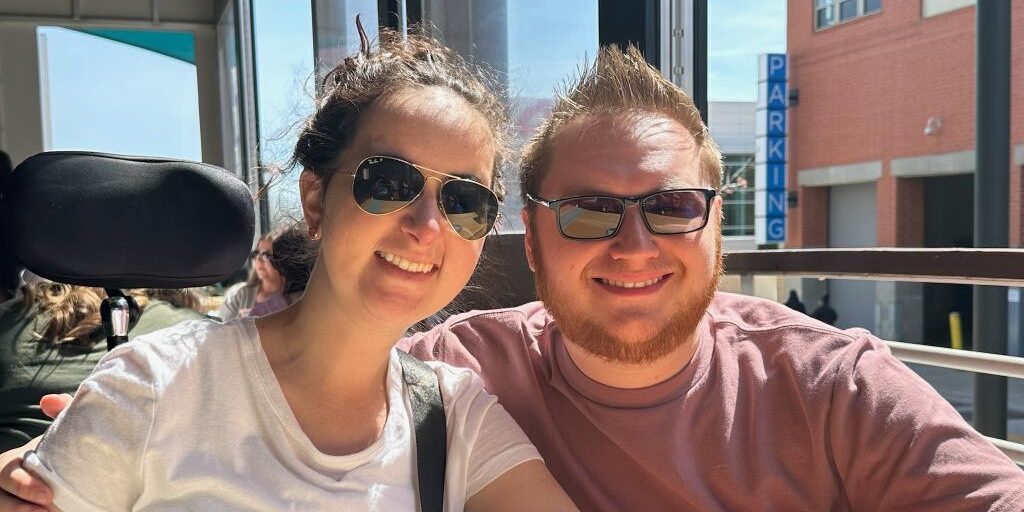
(440, 180), (499, 240)
(557, 197), (625, 239)
(641, 190), (709, 234)
(352, 158), (425, 214)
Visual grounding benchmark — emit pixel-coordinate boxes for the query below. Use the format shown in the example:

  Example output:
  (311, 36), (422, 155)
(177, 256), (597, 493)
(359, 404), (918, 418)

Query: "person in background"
(811, 293), (838, 325)
(783, 289), (806, 313)
(217, 223), (312, 321)
(0, 283), (204, 451)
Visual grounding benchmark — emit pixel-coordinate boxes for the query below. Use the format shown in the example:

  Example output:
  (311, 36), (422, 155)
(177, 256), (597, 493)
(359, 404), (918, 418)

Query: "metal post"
(972, 0), (1011, 438)
(692, 0), (707, 124)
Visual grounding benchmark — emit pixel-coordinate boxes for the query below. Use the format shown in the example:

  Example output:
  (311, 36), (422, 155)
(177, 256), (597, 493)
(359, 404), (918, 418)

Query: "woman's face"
(253, 239), (280, 284)
(301, 87), (497, 326)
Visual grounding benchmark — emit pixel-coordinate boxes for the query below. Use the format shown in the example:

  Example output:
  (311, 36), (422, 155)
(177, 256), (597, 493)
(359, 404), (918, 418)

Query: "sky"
(708, 0), (788, 102)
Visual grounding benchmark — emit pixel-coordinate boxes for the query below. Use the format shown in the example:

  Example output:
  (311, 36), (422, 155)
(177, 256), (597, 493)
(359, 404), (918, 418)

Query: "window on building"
(721, 154), (755, 237)
(816, 0), (880, 29)
(815, 0), (835, 29)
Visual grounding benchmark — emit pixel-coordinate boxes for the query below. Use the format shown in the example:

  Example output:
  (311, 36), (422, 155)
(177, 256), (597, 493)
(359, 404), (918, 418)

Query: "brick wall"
(786, 1), (1023, 247)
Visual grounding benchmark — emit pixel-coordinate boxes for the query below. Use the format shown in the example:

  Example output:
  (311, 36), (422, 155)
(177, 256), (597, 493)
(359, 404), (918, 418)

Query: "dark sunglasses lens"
(557, 197), (624, 239)
(352, 158), (425, 214)
(641, 190), (709, 234)
(439, 180), (499, 240)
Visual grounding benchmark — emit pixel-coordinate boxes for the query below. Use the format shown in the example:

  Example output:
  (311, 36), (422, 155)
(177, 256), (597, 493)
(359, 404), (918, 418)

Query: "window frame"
(814, 0), (881, 31)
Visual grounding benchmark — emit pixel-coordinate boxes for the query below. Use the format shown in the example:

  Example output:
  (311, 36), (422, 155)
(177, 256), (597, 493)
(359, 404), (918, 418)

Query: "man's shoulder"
(708, 292), (859, 338)
(706, 291), (879, 367)
(400, 302), (552, 365)
(415, 302), (550, 340)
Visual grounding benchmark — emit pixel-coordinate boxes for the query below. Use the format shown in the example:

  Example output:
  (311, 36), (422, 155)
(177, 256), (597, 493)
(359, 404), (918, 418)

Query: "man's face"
(523, 113), (723, 364)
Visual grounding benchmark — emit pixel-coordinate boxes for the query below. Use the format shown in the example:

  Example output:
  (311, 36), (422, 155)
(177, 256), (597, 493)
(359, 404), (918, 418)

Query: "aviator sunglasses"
(526, 188), (717, 240)
(339, 156), (500, 241)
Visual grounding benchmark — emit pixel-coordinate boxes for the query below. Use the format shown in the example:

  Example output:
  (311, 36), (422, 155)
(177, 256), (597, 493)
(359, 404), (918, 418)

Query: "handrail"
(885, 342), (1024, 463)
(987, 437), (1024, 465)
(722, 248), (1024, 463)
(886, 341), (1024, 380)
(725, 248), (1024, 287)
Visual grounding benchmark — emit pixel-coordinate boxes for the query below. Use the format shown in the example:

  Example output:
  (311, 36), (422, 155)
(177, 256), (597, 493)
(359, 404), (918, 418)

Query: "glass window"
(36, 26), (201, 160)
(251, 0), (315, 226)
(721, 155), (755, 237)
(815, 0), (835, 29)
(423, 0), (599, 233)
(840, 0), (859, 21)
(708, 2), (784, 239)
(864, 0), (882, 13)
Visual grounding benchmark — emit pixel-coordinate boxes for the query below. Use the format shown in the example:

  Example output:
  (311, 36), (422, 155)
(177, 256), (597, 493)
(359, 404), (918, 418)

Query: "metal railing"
(726, 248), (1024, 464)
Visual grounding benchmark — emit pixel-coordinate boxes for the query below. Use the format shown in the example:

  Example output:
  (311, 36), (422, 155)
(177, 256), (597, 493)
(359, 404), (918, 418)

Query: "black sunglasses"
(251, 250), (272, 260)
(526, 188), (717, 240)
(339, 156), (500, 241)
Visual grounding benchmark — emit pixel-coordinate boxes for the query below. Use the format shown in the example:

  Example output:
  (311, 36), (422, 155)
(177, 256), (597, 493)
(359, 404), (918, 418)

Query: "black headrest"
(1, 151), (255, 288)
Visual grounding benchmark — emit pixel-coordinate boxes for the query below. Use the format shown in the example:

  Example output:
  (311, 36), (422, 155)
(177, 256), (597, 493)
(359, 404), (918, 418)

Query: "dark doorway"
(923, 174), (974, 348)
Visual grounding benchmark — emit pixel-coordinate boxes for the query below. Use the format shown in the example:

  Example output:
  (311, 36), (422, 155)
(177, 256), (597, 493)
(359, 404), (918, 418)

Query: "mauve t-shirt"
(401, 292), (1024, 511)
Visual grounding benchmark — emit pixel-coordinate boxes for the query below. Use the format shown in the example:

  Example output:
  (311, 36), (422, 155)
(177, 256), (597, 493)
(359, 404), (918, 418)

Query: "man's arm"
(0, 394), (70, 511)
(830, 335), (1024, 510)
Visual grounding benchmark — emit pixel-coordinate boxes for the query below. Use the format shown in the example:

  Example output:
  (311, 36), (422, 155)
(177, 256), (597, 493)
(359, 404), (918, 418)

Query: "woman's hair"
(20, 283), (202, 346)
(246, 223), (315, 295)
(289, 19), (511, 198)
(268, 223), (314, 295)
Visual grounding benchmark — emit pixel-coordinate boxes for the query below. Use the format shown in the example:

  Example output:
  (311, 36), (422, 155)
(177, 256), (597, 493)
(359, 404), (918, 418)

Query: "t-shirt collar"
(550, 313), (714, 408)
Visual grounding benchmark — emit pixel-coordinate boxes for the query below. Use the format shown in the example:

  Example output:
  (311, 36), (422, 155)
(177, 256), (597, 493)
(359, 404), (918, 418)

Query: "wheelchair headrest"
(1, 151), (255, 288)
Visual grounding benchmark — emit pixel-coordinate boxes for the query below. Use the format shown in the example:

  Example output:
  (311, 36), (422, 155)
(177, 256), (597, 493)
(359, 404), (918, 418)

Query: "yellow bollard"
(949, 312), (963, 350)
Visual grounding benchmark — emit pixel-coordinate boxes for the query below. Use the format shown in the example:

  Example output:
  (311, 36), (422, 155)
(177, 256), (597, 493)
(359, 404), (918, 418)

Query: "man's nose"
(607, 206), (659, 261)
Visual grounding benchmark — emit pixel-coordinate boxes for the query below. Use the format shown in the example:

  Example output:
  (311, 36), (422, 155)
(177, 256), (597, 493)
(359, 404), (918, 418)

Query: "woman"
(19, 25), (577, 511)
(217, 224), (313, 321)
(0, 282), (204, 451)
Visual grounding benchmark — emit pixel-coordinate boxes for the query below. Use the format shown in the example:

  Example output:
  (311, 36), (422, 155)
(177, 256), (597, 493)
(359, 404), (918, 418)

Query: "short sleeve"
(828, 335), (1024, 510)
(432, 363), (541, 500)
(216, 283), (247, 322)
(24, 343), (157, 512)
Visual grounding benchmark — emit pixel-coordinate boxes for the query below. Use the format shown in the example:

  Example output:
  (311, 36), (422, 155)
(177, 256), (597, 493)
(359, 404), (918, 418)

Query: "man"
(3, 45), (1023, 511)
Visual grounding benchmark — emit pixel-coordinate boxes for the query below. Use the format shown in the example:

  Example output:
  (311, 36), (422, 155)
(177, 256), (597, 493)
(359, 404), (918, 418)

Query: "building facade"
(786, 0), (1024, 347)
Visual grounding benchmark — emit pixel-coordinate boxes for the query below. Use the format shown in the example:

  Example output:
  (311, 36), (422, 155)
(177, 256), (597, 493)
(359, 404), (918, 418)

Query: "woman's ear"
(299, 170), (325, 233)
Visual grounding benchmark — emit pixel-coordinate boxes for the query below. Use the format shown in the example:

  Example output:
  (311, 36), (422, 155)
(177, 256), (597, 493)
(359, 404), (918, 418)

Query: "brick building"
(785, 0), (1023, 346)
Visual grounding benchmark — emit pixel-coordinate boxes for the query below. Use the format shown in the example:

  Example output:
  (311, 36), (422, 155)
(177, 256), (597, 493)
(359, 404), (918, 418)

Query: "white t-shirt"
(25, 319), (540, 511)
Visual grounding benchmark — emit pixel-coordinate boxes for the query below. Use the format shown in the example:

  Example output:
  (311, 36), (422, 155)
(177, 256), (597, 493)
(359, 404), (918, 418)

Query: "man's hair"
(519, 44), (722, 204)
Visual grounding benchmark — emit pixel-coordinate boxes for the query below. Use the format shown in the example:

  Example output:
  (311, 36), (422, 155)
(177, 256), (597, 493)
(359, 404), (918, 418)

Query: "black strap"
(398, 351), (447, 512)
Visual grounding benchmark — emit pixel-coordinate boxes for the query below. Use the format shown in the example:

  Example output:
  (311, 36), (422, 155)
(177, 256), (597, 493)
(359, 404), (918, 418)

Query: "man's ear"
(521, 208), (537, 272)
(299, 170), (325, 232)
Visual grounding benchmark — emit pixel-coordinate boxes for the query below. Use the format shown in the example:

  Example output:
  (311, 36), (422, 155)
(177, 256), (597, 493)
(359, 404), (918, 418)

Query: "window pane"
(708, 2), (783, 239)
(37, 26), (201, 160)
(816, 6), (834, 28)
(839, 0), (859, 21)
(424, 0), (599, 233)
(251, 0), (315, 225)
(864, 0), (881, 13)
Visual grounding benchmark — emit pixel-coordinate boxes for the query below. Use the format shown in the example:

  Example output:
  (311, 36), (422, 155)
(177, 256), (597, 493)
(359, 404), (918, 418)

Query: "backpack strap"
(398, 351), (447, 512)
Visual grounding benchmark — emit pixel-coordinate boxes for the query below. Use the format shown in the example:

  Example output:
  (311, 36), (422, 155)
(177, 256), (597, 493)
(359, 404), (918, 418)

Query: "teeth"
(600, 276), (664, 289)
(377, 251), (435, 274)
